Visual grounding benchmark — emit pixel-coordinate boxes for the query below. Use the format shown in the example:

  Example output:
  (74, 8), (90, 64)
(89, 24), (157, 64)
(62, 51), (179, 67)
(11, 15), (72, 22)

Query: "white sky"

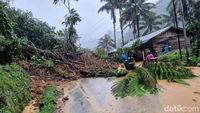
(11, 0), (159, 49)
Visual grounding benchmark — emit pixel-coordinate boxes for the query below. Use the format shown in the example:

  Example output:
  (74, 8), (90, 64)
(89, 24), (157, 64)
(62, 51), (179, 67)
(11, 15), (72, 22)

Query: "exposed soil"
(22, 54), (118, 113)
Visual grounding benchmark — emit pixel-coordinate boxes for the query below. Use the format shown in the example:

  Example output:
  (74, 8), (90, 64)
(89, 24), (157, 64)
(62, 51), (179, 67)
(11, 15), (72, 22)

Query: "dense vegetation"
(159, 51), (200, 66)
(0, 1), (65, 64)
(0, 63), (31, 113)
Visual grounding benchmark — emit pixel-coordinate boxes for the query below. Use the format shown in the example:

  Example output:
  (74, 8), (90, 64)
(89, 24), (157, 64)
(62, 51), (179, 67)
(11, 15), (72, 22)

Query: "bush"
(0, 63), (31, 113)
(158, 50), (200, 66)
(39, 85), (57, 113)
(116, 48), (131, 62)
(29, 55), (55, 69)
(106, 68), (127, 77)
(96, 48), (108, 59)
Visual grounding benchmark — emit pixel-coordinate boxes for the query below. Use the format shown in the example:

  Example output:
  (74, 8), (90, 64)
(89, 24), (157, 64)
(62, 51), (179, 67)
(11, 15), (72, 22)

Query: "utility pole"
(180, 0), (190, 63)
(173, 0), (182, 60)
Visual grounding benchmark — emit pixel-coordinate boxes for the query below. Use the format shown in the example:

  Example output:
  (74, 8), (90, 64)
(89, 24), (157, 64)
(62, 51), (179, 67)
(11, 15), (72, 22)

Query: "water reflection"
(64, 78), (161, 113)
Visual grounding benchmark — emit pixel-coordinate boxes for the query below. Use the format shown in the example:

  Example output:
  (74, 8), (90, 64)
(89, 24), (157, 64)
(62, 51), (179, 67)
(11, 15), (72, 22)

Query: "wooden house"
(123, 26), (196, 60)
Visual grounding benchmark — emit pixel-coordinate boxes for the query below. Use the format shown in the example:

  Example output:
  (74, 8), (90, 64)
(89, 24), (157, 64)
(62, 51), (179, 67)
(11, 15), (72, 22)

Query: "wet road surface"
(63, 67), (200, 113)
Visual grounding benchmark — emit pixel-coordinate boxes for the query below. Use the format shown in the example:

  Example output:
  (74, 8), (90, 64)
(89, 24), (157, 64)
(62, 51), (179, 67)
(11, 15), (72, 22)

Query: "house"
(123, 26), (196, 60)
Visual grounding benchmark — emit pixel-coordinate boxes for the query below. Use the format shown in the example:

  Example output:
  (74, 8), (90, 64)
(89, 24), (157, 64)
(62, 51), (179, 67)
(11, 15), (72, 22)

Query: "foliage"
(115, 39), (142, 62)
(116, 47), (131, 62)
(131, 39), (142, 50)
(140, 13), (162, 35)
(0, 1), (65, 63)
(112, 61), (195, 98)
(122, 0), (156, 38)
(39, 85), (57, 113)
(188, 1), (200, 58)
(5, 7), (63, 50)
(96, 48), (108, 59)
(159, 51), (200, 66)
(54, 0), (81, 52)
(29, 55), (55, 69)
(97, 34), (115, 52)
(106, 68), (127, 77)
(106, 69), (118, 77)
(147, 62), (195, 83)
(98, 0), (117, 48)
(0, 2), (13, 38)
(0, 63), (31, 113)
(112, 68), (158, 98)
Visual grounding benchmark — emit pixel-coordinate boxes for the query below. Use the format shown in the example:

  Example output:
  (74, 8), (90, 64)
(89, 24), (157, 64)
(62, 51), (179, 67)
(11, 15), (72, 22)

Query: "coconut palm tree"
(122, 0), (155, 38)
(98, 0), (117, 48)
(140, 13), (162, 35)
(99, 0), (126, 46)
(160, 14), (176, 27)
(97, 34), (115, 52)
(113, 0), (127, 46)
(167, 0), (195, 18)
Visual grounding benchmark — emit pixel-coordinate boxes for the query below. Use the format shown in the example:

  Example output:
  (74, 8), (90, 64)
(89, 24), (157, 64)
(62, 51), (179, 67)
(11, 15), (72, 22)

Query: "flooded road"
(63, 67), (200, 113)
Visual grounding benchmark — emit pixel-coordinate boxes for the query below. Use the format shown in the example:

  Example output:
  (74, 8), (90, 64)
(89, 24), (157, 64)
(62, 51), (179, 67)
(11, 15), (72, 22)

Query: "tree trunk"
(113, 22), (117, 48)
(173, 0), (182, 60)
(132, 21), (136, 39)
(180, 0), (190, 63)
(119, 9), (124, 46)
(197, 37), (200, 58)
(136, 15), (140, 37)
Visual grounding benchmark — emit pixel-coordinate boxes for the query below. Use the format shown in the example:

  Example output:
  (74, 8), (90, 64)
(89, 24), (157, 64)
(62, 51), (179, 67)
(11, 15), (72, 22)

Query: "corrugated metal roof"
(123, 26), (171, 48)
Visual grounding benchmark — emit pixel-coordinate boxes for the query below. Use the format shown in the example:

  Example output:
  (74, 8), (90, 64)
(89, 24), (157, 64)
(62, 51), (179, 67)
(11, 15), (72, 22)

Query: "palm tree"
(122, 0), (155, 38)
(114, 0), (127, 46)
(97, 34), (115, 52)
(98, 0), (117, 48)
(140, 13), (162, 35)
(53, 0), (81, 52)
(180, 0), (190, 63)
(160, 14), (176, 27)
(167, 0), (194, 62)
(167, 0), (195, 18)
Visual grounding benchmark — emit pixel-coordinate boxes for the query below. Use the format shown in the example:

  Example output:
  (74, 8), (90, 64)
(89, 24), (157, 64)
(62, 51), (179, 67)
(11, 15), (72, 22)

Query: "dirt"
(22, 76), (69, 113)
(21, 53), (119, 113)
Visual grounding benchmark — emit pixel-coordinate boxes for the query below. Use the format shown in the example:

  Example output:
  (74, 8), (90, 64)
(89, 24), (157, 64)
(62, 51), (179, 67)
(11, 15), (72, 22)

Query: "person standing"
(121, 52), (128, 62)
(143, 51), (155, 66)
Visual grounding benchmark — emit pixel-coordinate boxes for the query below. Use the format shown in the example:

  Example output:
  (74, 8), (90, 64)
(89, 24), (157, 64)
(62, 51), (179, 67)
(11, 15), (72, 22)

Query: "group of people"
(121, 51), (136, 70)
(121, 50), (156, 70)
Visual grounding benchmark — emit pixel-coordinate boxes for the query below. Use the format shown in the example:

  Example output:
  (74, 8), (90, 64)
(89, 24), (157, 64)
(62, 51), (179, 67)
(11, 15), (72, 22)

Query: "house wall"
(151, 29), (191, 53)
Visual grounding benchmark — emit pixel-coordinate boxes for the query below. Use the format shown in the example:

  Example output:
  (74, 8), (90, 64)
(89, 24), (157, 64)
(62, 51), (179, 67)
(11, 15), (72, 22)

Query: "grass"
(39, 85), (57, 113)
(0, 63), (31, 113)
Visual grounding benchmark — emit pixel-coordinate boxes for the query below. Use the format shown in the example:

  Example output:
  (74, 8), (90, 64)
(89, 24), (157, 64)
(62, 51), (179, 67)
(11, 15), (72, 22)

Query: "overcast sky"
(11, 0), (159, 49)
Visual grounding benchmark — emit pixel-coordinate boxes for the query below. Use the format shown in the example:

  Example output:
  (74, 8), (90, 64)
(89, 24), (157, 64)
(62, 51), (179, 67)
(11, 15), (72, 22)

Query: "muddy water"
(63, 67), (200, 113)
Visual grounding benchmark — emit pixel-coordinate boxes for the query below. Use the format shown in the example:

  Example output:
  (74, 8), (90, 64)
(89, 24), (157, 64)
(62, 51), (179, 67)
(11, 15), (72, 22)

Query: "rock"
(62, 96), (69, 102)
(35, 87), (43, 94)
(197, 63), (200, 67)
